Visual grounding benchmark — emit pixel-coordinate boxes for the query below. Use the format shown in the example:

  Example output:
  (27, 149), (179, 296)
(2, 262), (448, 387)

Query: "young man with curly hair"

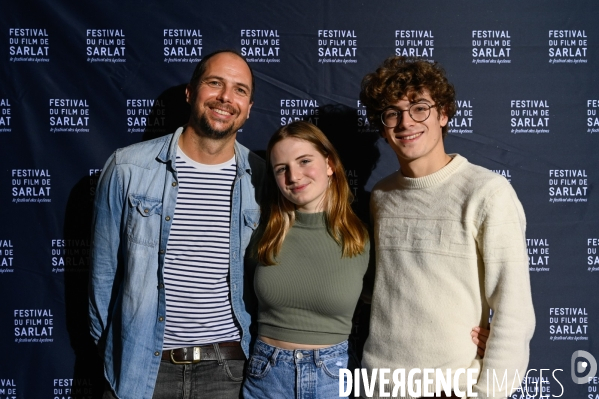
(359, 56), (535, 398)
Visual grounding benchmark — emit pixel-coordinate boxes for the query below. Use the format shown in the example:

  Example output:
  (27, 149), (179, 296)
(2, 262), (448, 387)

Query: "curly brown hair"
(360, 56), (456, 138)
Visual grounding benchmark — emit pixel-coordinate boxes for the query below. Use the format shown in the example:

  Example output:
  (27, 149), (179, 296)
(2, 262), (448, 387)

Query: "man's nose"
(216, 85), (233, 102)
(395, 109), (416, 130)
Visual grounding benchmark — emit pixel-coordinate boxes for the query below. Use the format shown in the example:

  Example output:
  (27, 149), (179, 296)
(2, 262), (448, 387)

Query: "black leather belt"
(161, 342), (245, 364)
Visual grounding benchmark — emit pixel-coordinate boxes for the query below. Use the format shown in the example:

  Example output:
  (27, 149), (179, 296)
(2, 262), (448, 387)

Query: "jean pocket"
(320, 354), (348, 379)
(241, 208), (260, 251)
(223, 360), (244, 382)
(126, 195), (162, 247)
(246, 355), (272, 379)
(243, 209), (260, 230)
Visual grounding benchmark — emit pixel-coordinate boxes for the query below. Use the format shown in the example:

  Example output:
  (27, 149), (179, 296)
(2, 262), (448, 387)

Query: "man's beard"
(191, 108), (238, 140)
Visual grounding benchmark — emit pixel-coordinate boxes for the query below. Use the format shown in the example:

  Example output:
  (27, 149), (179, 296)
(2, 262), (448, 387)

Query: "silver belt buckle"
(170, 347), (201, 364)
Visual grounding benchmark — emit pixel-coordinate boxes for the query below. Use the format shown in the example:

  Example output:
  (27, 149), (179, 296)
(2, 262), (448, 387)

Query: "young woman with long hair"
(242, 121), (369, 398)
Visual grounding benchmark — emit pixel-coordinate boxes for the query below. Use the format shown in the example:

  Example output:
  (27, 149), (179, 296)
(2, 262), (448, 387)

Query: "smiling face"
(270, 137), (333, 213)
(186, 52), (253, 140)
(382, 89), (449, 177)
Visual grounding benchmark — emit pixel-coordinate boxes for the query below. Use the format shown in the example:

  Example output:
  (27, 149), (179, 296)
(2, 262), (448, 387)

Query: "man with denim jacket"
(90, 50), (264, 399)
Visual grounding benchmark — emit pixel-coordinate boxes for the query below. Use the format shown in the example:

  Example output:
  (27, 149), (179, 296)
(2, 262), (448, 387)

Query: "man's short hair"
(188, 49), (255, 102)
(360, 56), (456, 138)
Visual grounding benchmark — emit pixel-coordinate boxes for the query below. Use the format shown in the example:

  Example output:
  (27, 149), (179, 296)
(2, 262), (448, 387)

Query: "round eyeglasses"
(380, 103), (436, 128)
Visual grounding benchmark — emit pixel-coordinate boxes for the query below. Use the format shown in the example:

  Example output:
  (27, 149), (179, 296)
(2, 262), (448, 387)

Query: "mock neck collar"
(294, 211), (326, 227)
(396, 154), (466, 189)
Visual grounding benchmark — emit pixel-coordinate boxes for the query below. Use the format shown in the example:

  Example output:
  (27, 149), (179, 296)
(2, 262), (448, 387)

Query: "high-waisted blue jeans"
(243, 339), (349, 399)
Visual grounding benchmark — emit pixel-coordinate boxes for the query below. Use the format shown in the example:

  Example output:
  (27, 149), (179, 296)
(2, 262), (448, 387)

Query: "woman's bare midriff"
(259, 336), (333, 350)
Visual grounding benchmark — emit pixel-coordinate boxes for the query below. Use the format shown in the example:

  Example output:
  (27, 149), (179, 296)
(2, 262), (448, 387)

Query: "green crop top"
(253, 211), (370, 345)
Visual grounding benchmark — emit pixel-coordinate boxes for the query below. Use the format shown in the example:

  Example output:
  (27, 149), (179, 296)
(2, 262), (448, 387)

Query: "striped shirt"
(162, 148), (240, 349)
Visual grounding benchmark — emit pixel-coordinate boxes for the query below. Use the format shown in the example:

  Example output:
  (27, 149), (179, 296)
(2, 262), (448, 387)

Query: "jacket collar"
(157, 126), (252, 176)
(156, 126), (184, 164)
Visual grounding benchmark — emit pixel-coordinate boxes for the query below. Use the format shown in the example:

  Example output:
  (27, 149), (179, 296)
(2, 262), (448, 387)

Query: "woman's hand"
(471, 326), (490, 357)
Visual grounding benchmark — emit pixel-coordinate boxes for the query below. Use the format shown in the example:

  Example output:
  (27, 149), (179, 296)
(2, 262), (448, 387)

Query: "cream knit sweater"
(362, 154), (535, 399)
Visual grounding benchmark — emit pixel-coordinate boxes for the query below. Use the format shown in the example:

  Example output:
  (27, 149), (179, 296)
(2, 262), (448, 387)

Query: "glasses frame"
(380, 102), (437, 128)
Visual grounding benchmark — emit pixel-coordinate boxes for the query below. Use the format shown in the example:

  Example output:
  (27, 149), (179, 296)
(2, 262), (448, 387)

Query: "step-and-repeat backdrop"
(1, 0), (598, 398)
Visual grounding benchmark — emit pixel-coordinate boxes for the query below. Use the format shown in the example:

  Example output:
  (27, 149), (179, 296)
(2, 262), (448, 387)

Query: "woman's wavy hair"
(360, 56), (457, 138)
(257, 121), (368, 265)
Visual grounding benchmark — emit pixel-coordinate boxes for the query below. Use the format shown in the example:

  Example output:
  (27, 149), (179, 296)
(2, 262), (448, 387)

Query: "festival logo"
(472, 30), (511, 64)
(89, 168), (102, 201)
(0, 98), (11, 133)
(548, 30), (588, 64)
(448, 99), (474, 134)
(548, 169), (588, 203)
(163, 29), (202, 64)
(86, 29), (126, 63)
(49, 99), (90, 133)
(587, 100), (599, 133)
(356, 100), (377, 134)
(395, 30), (435, 62)
(13, 309), (54, 343)
(8, 28), (50, 63)
(0, 379), (17, 397)
(126, 99), (166, 135)
(346, 169), (359, 200)
(279, 99), (320, 126)
(241, 29), (280, 63)
(317, 29), (358, 64)
(51, 239), (90, 274)
(11, 169), (51, 204)
(583, 363), (599, 391)
(509, 374), (556, 399)
(491, 169), (511, 183)
(53, 379), (95, 398)
(0, 239), (14, 274)
(587, 238), (599, 272)
(527, 238), (549, 272)
(510, 100), (550, 134)
(549, 307), (589, 342)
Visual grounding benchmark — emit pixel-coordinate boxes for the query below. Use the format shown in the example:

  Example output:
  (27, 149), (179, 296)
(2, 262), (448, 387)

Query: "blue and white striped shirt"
(163, 149), (240, 349)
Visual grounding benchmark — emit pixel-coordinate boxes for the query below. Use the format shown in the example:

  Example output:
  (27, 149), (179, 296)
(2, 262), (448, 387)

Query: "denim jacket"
(89, 127), (264, 399)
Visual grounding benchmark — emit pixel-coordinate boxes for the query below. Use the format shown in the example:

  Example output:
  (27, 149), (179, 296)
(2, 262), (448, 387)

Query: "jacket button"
(158, 316), (164, 322)
(165, 216), (171, 221)
(154, 351), (160, 356)
(159, 249), (165, 254)
(144, 209), (149, 213)
(172, 182), (177, 187)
